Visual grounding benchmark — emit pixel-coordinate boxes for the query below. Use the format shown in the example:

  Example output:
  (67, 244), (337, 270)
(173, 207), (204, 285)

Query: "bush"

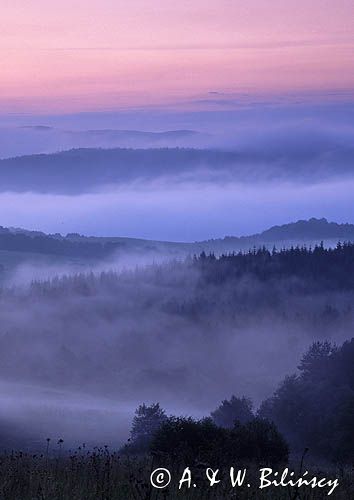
(151, 416), (223, 463)
(231, 418), (289, 464)
(151, 416), (288, 465)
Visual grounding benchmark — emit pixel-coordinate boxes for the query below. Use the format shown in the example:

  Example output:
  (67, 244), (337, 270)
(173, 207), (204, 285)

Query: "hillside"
(0, 127), (203, 159)
(1, 146), (354, 194)
(0, 218), (353, 263)
(0, 148), (240, 194)
(1, 243), (354, 450)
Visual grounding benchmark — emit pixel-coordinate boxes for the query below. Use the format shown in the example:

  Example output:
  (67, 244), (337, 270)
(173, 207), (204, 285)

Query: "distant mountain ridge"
(0, 148), (238, 194)
(0, 128), (204, 159)
(1, 146), (353, 194)
(1, 218), (354, 261)
(222, 218), (354, 243)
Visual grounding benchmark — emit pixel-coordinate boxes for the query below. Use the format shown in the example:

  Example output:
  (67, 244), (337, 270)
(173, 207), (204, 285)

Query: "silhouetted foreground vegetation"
(0, 245), (353, 497)
(1, 244), (354, 447)
(0, 449), (352, 499)
(121, 340), (354, 466)
(125, 404), (288, 465)
(260, 338), (354, 463)
(0, 343), (352, 497)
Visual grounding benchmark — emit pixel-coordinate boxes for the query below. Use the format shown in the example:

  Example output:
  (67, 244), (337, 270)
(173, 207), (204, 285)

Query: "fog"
(1, 178), (354, 241)
(0, 98), (354, 240)
(3, 249), (175, 288)
(1, 95), (354, 452)
(0, 257), (352, 450)
(1, 96), (354, 157)
(0, 127), (208, 159)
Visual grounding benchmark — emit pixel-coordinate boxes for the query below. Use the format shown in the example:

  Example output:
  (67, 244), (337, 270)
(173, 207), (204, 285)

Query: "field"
(0, 447), (352, 500)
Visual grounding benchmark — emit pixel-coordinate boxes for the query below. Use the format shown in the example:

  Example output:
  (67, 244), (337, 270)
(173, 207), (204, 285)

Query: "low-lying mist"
(0, 251), (353, 450)
(1, 97), (354, 158)
(1, 97), (354, 451)
(1, 178), (354, 241)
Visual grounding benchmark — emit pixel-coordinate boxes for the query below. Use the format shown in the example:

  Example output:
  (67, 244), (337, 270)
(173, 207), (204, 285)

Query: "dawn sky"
(1, 0), (354, 112)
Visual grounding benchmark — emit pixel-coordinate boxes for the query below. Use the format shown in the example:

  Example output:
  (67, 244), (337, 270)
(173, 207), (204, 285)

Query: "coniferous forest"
(2, 2), (354, 497)
(0, 243), (353, 497)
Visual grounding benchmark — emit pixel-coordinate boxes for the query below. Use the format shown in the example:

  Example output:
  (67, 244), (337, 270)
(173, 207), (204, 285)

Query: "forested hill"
(220, 217), (354, 245)
(0, 148), (241, 194)
(1, 218), (354, 260)
(195, 242), (354, 290)
(0, 146), (353, 194)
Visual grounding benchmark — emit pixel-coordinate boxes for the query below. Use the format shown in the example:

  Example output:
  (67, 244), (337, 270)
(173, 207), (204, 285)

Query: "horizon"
(1, 216), (352, 243)
(1, 1), (354, 113)
(1, 3), (354, 490)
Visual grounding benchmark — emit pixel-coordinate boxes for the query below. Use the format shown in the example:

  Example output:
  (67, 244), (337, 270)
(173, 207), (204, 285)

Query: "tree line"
(124, 338), (354, 465)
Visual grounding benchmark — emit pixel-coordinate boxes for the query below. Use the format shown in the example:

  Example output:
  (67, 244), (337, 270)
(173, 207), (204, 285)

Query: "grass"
(0, 445), (352, 499)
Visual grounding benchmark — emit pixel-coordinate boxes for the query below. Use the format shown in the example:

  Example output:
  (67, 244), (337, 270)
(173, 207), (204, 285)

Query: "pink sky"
(1, 0), (354, 112)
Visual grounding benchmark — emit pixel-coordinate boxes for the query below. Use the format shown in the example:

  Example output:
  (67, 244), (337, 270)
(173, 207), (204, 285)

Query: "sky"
(1, 1), (354, 240)
(2, 0), (354, 453)
(1, 0), (354, 112)
(2, 178), (354, 241)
